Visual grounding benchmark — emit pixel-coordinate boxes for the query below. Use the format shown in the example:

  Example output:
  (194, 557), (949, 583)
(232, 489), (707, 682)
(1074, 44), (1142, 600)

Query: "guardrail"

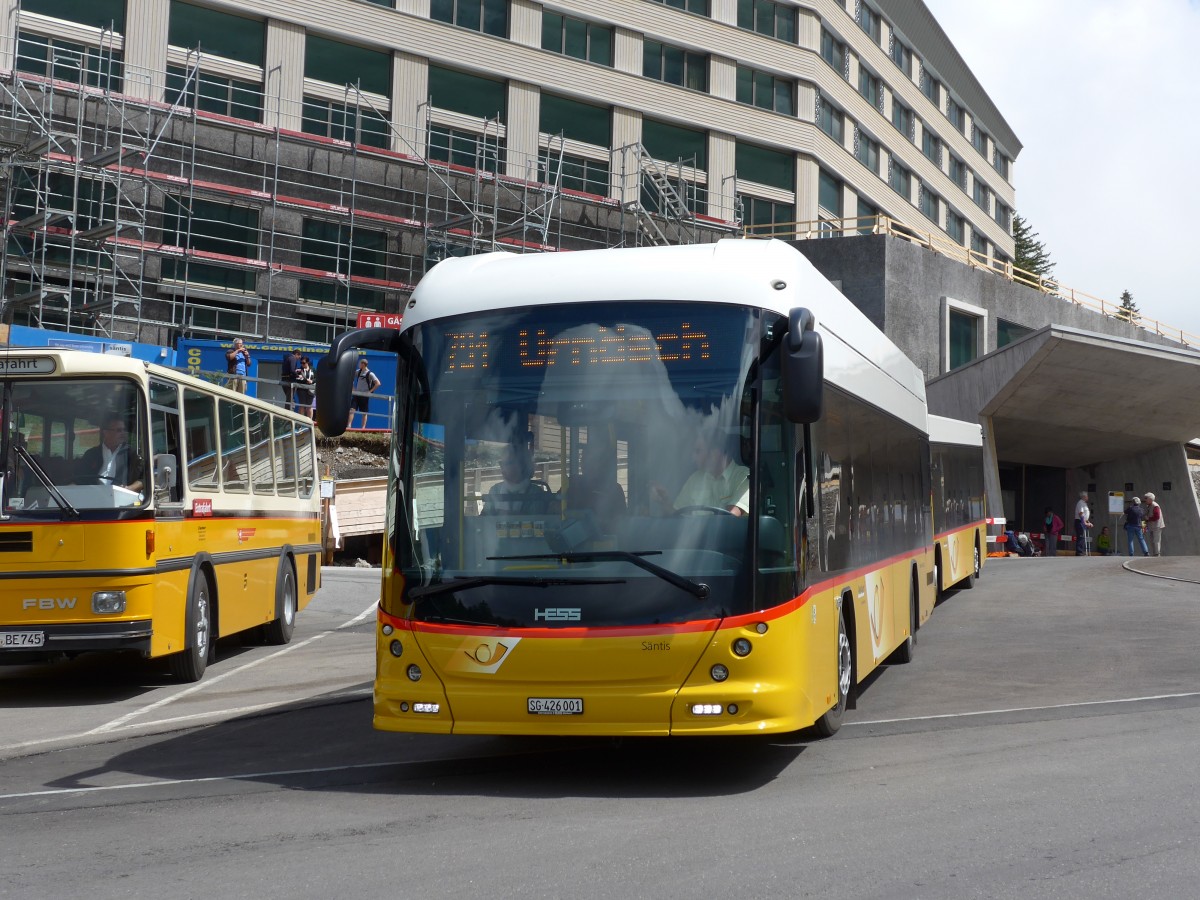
(745, 216), (1199, 348)
(178, 366), (394, 432)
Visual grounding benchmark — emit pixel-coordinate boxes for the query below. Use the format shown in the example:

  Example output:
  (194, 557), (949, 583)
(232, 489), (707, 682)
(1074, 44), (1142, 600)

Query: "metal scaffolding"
(0, 38), (740, 347)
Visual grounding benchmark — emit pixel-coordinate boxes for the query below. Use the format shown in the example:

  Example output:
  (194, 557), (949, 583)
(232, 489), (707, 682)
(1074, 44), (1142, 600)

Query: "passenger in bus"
(651, 431), (749, 516)
(78, 414), (144, 493)
(562, 439), (625, 529)
(483, 444), (556, 516)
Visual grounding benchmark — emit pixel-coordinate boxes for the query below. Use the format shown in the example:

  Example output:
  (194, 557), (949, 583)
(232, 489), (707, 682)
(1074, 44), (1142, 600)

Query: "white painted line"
(0, 758), (409, 801)
(0, 688), (372, 758)
(86, 601), (378, 736)
(847, 690), (1200, 727)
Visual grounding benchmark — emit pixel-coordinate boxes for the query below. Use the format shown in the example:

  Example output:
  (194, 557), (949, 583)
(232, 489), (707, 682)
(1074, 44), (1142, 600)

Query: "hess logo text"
(533, 608), (581, 621)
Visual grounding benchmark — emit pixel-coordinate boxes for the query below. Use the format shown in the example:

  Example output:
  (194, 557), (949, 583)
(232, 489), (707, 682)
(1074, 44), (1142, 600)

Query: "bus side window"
(218, 399), (250, 493)
(184, 389), (220, 490)
(150, 379), (182, 503)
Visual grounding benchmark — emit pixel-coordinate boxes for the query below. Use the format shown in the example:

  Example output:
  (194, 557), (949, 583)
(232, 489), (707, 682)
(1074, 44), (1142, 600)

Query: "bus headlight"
(732, 638), (752, 657)
(92, 591), (126, 614)
(710, 664), (729, 682)
(389, 640), (403, 657)
(407, 664), (422, 682)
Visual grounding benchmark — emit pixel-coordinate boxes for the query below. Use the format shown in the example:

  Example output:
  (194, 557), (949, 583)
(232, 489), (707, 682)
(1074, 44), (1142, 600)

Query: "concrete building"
(0, 0), (1017, 345)
(798, 235), (1200, 556)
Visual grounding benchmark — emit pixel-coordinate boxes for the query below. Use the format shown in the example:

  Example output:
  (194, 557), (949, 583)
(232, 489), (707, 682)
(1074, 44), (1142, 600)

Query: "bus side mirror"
(153, 453), (177, 502)
(315, 351), (360, 437)
(782, 307), (824, 424)
(315, 326), (406, 436)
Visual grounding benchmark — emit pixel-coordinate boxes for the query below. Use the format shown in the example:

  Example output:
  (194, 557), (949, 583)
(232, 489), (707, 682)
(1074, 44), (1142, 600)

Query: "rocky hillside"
(316, 431), (389, 481)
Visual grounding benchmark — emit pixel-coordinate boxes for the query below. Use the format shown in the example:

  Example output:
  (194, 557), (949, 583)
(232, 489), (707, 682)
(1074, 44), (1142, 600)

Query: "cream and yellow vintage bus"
(929, 414), (986, 597)
(318, 239), (937, 737)
(0, 349), (321, 681)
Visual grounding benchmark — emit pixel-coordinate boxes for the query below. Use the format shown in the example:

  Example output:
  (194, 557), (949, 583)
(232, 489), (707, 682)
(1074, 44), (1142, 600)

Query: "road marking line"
(0, 758), (408, 801)
(848, 690), (1200, 727)
(86, 601), (378, 736)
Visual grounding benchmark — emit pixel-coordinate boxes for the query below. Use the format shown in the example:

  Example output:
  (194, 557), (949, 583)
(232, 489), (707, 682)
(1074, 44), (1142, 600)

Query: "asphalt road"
(2, 558), (1199, 900)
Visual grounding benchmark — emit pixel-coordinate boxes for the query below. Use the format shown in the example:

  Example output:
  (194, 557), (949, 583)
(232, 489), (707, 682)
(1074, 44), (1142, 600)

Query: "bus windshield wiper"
(16, 446), (79, 520)
(409, 574), (625, 601)
(489, 551), (710, 600)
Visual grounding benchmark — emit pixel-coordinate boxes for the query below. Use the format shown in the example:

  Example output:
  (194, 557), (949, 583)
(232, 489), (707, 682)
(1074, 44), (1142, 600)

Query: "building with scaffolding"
(0, 0), (1018, 347)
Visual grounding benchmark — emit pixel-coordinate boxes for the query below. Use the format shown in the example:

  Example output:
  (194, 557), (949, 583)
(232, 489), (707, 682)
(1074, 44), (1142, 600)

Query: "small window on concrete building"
(943, 297), (988, 372)
(997, 318), (1032, 348)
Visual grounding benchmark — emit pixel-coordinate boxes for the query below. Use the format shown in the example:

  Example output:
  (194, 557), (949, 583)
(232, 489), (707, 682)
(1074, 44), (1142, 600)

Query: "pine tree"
(1012, 214), (1055, 280)
(1115, 289), (1139, 324)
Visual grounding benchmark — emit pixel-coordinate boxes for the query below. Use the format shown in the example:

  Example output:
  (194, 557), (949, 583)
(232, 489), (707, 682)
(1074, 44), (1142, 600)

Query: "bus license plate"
(1, 631), (45, 649)
(528, 698), (583, 715)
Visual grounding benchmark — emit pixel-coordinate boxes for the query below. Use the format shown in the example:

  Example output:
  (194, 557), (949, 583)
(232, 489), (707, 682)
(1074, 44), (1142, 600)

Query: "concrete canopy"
(926, 326), (1200, 469)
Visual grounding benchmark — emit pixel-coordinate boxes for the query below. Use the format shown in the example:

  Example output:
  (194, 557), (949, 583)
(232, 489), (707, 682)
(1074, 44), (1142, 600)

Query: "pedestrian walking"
(348, 357), (381, 429)
(1043, 507), (1064, 557)
(225, 338), (251, 394)
(1143, 492), (1165, 556)
(1073, 491), (1092, 556)
(1123, 497), (1150, 557)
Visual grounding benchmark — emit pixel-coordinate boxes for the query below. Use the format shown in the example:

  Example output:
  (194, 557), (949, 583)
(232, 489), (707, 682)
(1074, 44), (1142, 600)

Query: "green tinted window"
(24, 0), (125, 31)
(428, 66), (506, 120)
(168, 1), (264, 66)
(539, 94), (610, 147)
(736, 142), (793, 191)
(305, 34), (391, 96)
(642, 118), (706, 169)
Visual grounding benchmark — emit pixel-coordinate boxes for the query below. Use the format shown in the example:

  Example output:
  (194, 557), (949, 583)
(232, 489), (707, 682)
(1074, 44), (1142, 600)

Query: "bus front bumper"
(0, 620), (153, 662)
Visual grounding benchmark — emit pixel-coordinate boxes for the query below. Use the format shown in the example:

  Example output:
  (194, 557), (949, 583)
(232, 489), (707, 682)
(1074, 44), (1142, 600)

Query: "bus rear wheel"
(813, 602), (852, 738)
(264, 556), (297, 645)
(169, 573), (212, 682)
(889, 579), (917, 665)
(961, 544), (980, 590)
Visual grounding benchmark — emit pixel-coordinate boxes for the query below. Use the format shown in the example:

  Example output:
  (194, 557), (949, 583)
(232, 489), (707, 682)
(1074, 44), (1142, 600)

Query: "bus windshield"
(392, 301), (787, 627)
(2, 377), (149, 516)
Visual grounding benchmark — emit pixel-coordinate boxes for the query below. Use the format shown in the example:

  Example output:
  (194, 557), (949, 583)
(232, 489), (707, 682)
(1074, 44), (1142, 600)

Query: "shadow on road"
(44, 691), (809, 799)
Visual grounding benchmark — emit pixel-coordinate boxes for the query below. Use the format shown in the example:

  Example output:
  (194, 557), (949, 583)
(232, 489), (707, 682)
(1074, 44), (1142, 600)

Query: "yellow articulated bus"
(317, 239), (939, 737)
(929, 415), (986, 599)
(0, 349), (321, 681)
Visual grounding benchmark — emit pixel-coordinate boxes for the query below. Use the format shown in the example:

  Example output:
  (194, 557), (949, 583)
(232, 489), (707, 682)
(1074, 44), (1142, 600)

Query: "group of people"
(1072, 491), (1165, 557)
(281, 349), (317, 418)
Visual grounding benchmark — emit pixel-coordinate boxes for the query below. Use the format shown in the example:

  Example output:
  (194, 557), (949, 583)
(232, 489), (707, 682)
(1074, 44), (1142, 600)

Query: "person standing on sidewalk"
(1073, 491), (1092, 556)
(1043, 507), (1064, 557)
(1143, 491), (1165, 556)
(1123, 497), (1150, 557)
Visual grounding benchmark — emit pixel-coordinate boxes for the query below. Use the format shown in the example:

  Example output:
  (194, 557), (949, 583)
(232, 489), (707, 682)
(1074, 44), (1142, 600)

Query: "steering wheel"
(677, 505), (733, 517)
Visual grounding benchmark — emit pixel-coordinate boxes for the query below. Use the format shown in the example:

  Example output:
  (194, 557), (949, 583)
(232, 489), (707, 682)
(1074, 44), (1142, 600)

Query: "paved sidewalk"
(1122, 556), (1200, 584)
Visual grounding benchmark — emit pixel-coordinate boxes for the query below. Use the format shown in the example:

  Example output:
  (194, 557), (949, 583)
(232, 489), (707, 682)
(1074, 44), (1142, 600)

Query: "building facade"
(0, 0), (1020, 346)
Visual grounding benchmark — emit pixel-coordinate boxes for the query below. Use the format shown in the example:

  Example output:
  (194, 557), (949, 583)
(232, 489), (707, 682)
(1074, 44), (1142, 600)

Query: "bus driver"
(79, 413), (144, 493)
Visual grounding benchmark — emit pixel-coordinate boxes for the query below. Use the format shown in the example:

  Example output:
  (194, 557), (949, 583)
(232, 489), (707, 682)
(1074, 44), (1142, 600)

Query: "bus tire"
(933, 550), (946, 604)
(169, 572), (213, 682)
(264, 555), (297, 645)
(812, 601), (852, 738)
(889, 578), (917, 664)
(961, 543), (980, 590)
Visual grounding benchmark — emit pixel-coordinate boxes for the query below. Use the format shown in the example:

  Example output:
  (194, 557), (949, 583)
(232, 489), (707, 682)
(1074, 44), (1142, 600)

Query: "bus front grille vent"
(0, 531), (34, 552)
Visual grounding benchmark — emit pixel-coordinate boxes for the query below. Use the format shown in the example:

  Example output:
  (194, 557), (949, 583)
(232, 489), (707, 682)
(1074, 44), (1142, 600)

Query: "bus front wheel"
(812, 602), (852, 738)
(264, 556), (297, 645)
(169, 573), (213, 682)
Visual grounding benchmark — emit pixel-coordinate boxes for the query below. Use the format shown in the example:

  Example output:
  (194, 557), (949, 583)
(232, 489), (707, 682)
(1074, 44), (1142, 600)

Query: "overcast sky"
(922, 0), (1200, 341)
